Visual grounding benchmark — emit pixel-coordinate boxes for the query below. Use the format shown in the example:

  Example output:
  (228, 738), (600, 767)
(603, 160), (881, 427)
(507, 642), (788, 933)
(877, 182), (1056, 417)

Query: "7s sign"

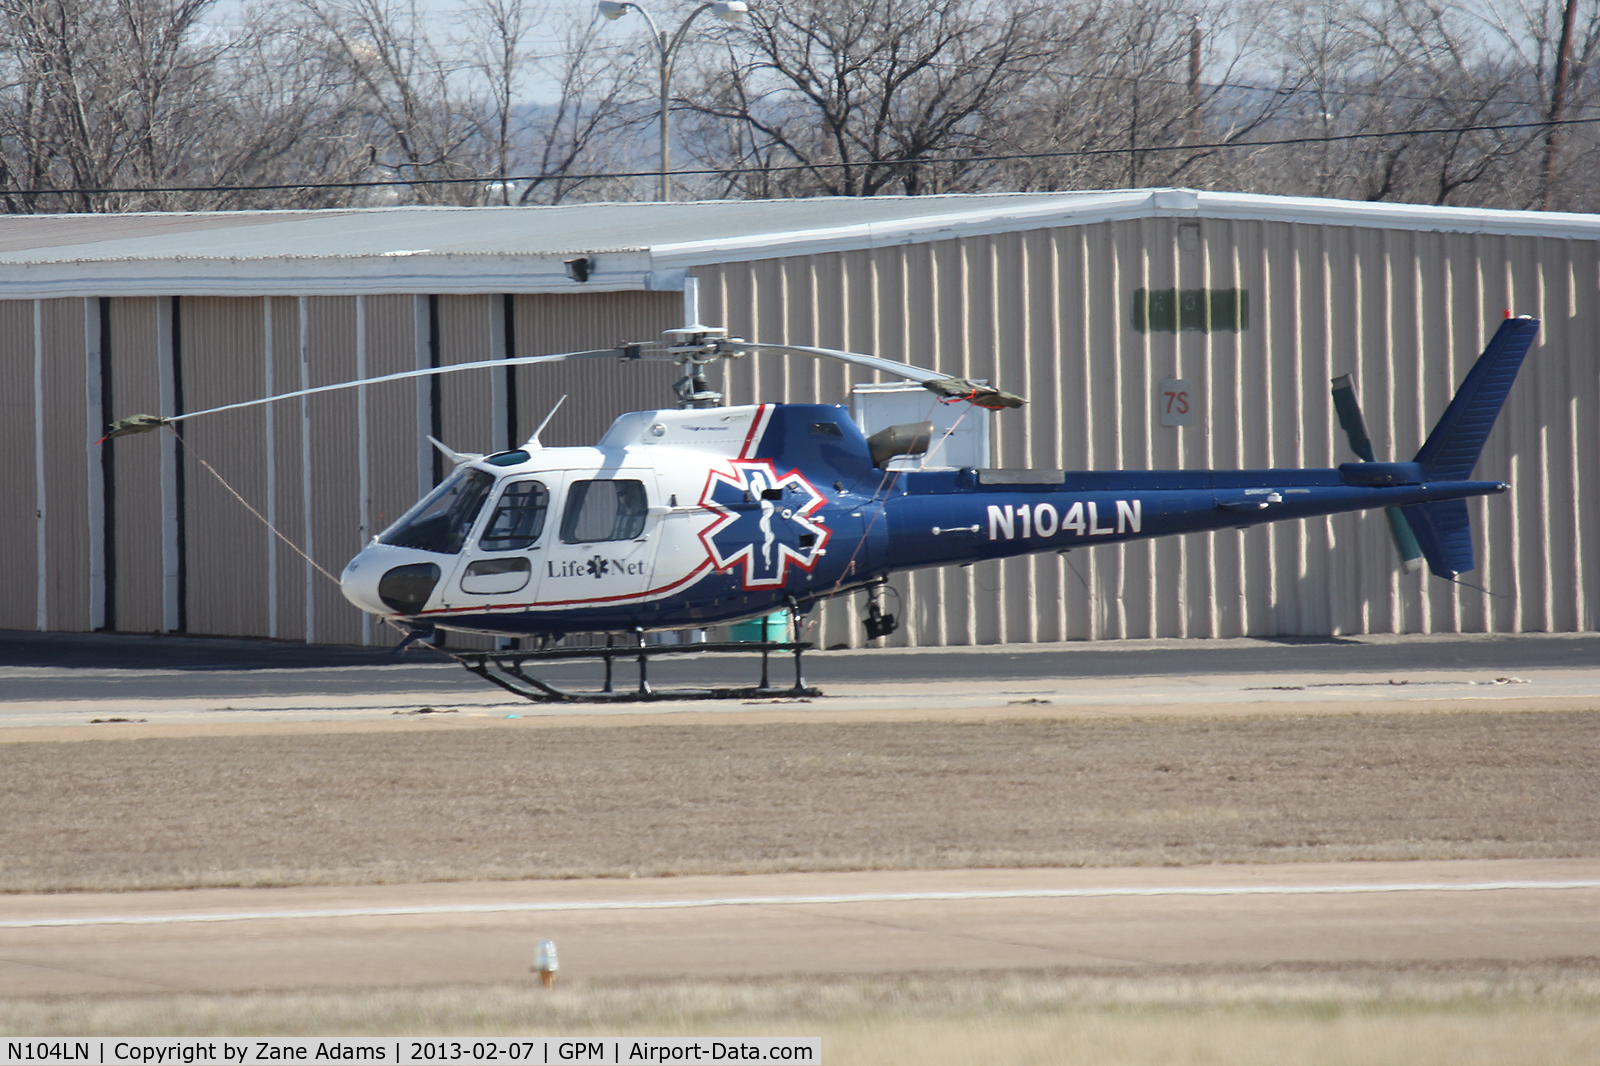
(1159, 377), (1192, 427)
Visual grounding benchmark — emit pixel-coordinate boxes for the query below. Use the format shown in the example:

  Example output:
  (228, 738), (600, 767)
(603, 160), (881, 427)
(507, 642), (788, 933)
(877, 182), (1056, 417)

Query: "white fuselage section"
(339, 405), (814, 631)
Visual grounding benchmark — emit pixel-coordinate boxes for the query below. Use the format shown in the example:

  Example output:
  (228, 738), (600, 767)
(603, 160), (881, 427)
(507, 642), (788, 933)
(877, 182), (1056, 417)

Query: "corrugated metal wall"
(301, 296), (365, 645)
(182, 297), (269, 638)
(0, 289), (684, 644)
(437, 294), (496, 456)
(0, 300), (36, 630)
(107, 298), (166, 635)
(1, 216), (1592, 648)
(39, 299), (90, 633)
(511, 291), (681, 448)
(267, 295), (307, 642)
(698, 217), (1599, 648)
(364, 295), (424, 577)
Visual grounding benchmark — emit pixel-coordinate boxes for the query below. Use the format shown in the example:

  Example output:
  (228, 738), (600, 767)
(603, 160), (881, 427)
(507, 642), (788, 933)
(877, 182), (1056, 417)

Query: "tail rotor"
(1330, 374), (1425, 572)
(1332, 315), (1539, 580)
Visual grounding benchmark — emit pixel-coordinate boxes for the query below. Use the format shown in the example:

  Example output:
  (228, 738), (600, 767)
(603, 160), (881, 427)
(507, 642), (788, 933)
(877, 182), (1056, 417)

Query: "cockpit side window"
(559, 479), (648, 543)
(379, 469), (494, 554)
(479, 479), (549, 551)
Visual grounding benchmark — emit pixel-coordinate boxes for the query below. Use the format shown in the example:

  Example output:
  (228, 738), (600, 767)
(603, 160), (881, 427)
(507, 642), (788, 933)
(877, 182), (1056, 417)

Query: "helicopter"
(109, 313), (1540, 702)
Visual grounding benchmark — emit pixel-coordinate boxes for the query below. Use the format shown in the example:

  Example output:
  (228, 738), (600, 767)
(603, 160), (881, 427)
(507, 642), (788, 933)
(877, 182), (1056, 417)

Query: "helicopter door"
(536, 470), (662, 607)
(442, 476), (553, 608)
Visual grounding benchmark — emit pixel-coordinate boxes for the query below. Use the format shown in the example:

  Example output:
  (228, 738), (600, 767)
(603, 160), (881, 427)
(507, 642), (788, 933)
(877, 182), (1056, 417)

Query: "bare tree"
(1243, 0), (1556, 207)
(199, 8), (375, 209)
(985, 0), (1292, 193)
(456, 2), (640, 206)
(297, 0), (482, 204)
(1480, 0), (1600, 209)
(0, 0), (1593, 212)
(671, 0), (1304, 198)
(0, 0), (384, 210)
(0, 0), (221, 210)
(677, 0), (1069, 197)
(462, 0), (531, 203)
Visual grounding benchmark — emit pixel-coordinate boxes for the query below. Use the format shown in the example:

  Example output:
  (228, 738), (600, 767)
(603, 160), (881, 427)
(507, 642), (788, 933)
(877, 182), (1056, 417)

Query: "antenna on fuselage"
(523, 394), (568, 449)
(427, 436), (483, 467)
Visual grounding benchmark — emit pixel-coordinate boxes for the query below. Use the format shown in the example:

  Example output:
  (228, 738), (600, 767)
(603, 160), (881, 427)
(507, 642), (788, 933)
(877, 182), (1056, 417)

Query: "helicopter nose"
(341, 547), (444, 617)
(339, 550), (389, 615)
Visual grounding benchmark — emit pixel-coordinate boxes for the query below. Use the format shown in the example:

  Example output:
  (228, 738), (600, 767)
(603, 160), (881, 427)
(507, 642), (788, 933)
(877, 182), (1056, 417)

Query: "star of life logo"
(698, 460), (831, 589)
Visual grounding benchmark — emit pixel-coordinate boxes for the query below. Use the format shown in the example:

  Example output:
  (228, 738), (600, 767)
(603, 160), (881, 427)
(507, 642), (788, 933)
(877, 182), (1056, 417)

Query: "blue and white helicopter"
(115, 314), (1540, 701)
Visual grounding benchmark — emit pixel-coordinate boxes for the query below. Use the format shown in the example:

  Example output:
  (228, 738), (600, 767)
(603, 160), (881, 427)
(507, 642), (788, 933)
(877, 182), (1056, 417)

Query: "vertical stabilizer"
(1398, 498), (1476, 578)
(1396, 315), (1539, 579)
(1412, 316), (1539, 480)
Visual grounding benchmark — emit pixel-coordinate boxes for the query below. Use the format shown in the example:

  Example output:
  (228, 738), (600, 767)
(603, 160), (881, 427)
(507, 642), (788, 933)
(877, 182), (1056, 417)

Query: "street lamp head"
(597, 0), (631, 19)
(711, 0), (748, 22)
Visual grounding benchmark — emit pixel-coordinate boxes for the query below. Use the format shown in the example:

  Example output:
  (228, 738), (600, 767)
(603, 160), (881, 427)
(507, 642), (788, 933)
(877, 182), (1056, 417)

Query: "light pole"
(598, 0), (748, 201)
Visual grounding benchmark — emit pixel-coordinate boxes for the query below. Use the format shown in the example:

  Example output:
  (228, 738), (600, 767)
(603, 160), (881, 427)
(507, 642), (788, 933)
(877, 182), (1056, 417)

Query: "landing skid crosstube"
(452, 640), (821, 703)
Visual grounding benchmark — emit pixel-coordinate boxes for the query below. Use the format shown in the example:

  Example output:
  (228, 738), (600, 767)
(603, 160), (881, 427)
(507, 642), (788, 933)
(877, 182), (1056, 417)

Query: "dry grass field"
(2, 710), (1597, 892)
(5, 964), (1600, 1063)
(5, 708), (1599, 1061)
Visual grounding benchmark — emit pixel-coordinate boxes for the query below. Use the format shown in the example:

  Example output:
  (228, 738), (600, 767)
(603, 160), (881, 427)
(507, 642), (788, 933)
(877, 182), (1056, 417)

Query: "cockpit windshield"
(379, 469), (494, 554)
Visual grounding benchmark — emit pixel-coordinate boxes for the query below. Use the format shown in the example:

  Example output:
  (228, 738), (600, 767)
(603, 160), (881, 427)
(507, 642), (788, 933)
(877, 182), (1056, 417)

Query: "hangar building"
(1, 189), (1595, 649)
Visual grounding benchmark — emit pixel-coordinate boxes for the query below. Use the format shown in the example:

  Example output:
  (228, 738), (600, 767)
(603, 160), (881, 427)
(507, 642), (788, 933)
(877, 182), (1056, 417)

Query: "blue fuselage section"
(879, 467), (1502, 570)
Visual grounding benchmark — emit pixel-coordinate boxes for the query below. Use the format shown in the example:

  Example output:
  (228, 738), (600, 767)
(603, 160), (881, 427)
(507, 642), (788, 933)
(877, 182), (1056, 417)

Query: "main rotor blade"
(725, 341), (1026, 410)
(106, 334), (1027, 442)
(110, 346), (645, 433)
(1329, 373), (1377, 462)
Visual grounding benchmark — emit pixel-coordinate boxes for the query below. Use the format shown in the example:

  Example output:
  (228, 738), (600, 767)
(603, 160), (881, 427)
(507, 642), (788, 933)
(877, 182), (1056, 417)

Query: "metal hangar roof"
(0, 189), (1595, 299)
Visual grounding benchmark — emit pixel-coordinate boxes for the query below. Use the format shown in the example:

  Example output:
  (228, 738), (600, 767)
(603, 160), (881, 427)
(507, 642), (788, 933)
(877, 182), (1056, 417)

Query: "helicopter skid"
(453, 641), (821, 703)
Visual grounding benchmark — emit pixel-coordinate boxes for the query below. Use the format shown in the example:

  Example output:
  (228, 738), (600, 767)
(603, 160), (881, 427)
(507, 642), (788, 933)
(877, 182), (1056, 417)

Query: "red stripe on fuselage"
(738, 404), (771, 460)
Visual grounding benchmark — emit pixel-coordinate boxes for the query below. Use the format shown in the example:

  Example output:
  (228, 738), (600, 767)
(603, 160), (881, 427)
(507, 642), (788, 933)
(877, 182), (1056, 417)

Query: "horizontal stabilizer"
(1398, 498), (1475, 578)
(1413, 317), (1539, 481)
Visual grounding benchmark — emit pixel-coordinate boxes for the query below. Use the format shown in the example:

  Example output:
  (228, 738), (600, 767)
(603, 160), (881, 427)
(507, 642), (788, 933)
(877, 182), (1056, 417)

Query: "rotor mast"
(665, 326), (728, 408)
